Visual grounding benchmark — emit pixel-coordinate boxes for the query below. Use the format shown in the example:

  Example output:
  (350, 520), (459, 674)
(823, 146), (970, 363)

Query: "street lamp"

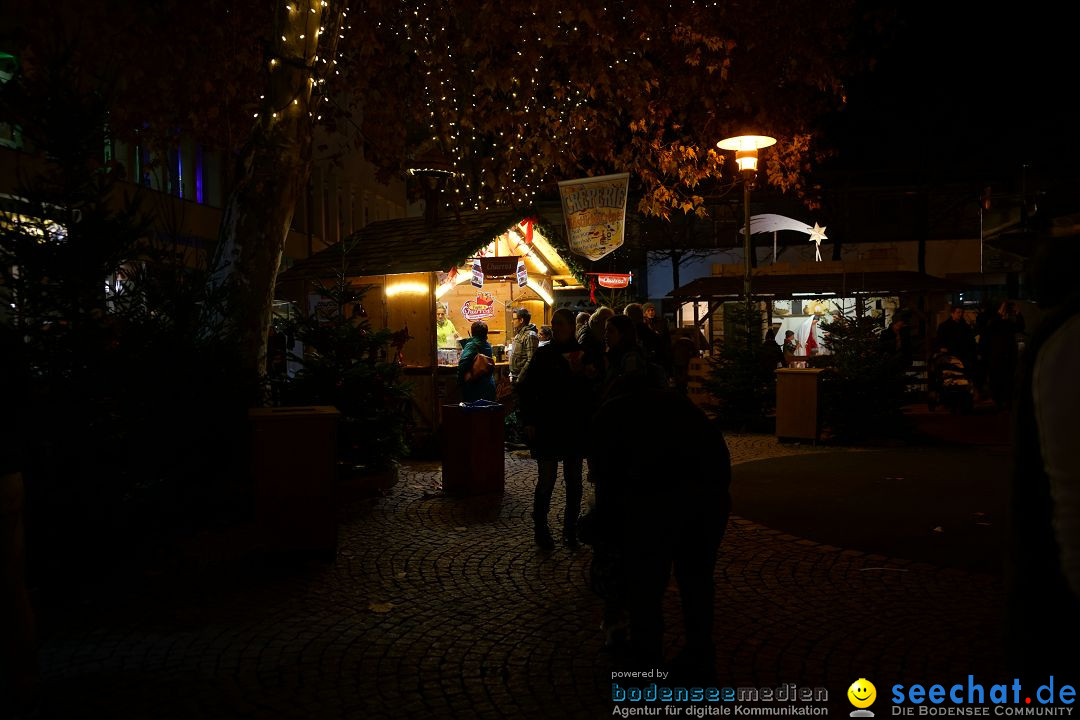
(717, 134), (775, 299)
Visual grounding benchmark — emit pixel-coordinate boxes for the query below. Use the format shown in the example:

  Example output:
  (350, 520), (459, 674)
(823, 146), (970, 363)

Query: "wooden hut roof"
(279, 207), (546, 281)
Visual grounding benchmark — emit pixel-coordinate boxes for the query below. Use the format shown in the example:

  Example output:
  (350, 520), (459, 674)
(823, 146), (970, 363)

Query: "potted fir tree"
(274, 274), (412, 494)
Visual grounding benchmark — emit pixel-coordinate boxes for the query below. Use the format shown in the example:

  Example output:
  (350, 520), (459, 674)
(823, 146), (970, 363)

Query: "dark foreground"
(25, 421), (1011, 719)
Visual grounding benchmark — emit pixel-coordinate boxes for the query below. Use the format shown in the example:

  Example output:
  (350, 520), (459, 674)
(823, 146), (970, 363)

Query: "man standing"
(517, 309), (589, 550)
(508, 308), (538, 384)
(589, 375), (732, 682)
(505, 308), (539, 450)
(643, 302), (672, 374)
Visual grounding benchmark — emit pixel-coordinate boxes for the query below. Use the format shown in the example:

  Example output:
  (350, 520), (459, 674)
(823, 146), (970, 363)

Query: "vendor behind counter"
(436, 303), (461, 349)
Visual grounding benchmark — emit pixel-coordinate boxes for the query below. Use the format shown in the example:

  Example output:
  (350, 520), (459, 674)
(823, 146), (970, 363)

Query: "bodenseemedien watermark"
(611, 677), (830, 716)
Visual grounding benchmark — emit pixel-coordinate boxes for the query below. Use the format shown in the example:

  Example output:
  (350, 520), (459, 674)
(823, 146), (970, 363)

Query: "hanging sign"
(597, 273), (632, 289)
(558, 172), (630, 261)
(462, 291), (497, 322)
(516, 259), (528, 288)
(471, 258), (484, 288)
(480, 256), (519, 277)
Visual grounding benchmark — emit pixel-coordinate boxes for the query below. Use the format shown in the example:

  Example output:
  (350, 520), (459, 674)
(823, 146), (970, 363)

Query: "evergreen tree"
(703, 299), (775, 431)
(818, 310), (910, 443)
(273, 258), (412, 472)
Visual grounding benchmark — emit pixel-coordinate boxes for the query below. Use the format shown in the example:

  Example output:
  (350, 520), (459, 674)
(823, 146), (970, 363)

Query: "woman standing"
(457, 321), (496, 402)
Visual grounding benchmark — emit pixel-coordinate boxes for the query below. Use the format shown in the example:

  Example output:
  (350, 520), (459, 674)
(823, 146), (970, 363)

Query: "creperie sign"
(462, 292), (497, 321)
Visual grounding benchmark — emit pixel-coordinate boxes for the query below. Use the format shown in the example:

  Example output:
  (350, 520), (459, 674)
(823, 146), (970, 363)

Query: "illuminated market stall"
(670, 261), (968, 357)
(276, 208), (580, 435)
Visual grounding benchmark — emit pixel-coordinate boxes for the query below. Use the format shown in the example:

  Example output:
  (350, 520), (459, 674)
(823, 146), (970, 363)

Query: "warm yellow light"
(526, 279), (554, 306)
(734, 151), (758, 173)
(435, 271), (473, 299)
(508, 226), (550, 273)
(716, 135), (776, 151)
(718, 135), (774, 175)
(386, 282), (429, 297)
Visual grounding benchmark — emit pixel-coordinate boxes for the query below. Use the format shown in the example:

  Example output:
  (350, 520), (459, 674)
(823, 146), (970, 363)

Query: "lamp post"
(717, 135), (775, 299)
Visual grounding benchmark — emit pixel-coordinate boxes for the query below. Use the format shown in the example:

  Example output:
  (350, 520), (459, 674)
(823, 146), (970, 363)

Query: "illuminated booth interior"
(276, 208), (579, 434)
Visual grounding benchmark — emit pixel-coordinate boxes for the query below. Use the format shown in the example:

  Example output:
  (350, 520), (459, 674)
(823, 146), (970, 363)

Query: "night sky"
(820, 5), (1077, 186)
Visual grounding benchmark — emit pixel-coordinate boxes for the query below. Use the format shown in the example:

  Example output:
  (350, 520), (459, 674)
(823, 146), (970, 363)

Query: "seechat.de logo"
(849, 678), (878, 717)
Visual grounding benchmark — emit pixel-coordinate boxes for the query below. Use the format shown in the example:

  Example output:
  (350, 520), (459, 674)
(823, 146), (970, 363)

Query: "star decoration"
(807, 223), (827, 261)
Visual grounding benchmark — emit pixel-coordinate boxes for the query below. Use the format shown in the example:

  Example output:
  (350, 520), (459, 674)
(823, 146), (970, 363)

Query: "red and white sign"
(597, 273), (632, 289)
(462, 292), (497, 322)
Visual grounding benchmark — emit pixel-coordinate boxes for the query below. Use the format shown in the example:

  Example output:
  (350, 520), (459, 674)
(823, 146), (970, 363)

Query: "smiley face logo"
(848, 678), (877, 712)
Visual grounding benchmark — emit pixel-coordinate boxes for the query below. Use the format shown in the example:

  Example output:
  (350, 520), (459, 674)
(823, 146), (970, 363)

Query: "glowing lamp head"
(735, 149), (758, 173)
(717, 134), (776, 175)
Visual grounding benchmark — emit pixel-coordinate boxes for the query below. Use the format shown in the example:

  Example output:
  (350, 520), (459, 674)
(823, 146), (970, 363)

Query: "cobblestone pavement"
(34, 436), (1006, 719)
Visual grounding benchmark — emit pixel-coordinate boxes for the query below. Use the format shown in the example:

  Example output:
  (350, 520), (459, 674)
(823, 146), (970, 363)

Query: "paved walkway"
(32, 435), (1007, 718)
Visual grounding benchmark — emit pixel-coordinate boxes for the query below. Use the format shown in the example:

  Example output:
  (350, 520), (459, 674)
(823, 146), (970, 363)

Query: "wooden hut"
(276, 207), (579, 436)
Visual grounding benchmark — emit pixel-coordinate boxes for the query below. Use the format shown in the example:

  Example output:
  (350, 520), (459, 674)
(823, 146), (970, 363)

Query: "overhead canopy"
(278, 206), (573, 282)
(670, 271), (968, 300)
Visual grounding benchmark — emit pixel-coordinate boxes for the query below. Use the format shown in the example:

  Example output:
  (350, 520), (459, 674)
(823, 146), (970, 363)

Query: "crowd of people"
(933, 300), (1026, 409)
(457, 303), (731, 681)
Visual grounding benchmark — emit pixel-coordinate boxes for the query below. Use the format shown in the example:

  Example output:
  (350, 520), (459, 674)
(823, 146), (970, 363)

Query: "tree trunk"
(206, 2), (344, 394)
(671, 250), (683, 326)
(210, 125), (310, 386)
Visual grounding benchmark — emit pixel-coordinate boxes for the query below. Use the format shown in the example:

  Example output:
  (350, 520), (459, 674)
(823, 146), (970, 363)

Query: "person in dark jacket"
(516, 308), (590, 549)
(935, 305), (976, 371)
(762, 328), (784, 371)
(878, 315), (913, 364)
(1007, 234), (1080, 685)
(575, 311), (592, 345)
(624, 303), (661, 369)
(983, 300), (1025, 409)
(643, 302), (672, 374)
(588, 373), (732, 683)
(457, 321), (496, 402)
